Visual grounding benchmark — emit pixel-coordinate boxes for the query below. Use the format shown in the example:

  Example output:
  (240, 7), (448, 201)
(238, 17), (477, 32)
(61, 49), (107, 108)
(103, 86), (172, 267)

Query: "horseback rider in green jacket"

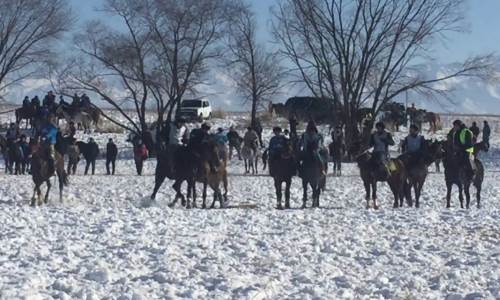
(449, 120), (475, 177)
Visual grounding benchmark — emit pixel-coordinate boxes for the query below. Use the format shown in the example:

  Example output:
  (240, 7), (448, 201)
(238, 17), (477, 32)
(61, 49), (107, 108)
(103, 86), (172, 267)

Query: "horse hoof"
(168, 203), (175, 208)
(285, 204), (291, 209)
(277, 205), (283, 210)
(373, 205), (379, 210)
(301, 204), (306, 209)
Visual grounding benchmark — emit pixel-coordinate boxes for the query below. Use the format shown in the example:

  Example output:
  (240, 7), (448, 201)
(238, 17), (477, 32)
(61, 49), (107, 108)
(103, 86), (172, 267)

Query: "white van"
(179, 99), (212, 121)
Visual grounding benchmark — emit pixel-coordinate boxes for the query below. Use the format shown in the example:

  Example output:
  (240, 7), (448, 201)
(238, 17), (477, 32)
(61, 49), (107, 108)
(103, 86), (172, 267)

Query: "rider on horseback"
(243, 127), (259, 152)
(227, 126), (242, 160)
(449, 120), (475, 178)
(269, 127), (288, 161)
(41, 114), (59, 174)
(369, 122), (395, 179)
(189, 123), (217, 173)
(166, 117), (189, 175)
(401, 124), (426, 169)
(22, 96), (30, 108)
(299, 121), (326, 175)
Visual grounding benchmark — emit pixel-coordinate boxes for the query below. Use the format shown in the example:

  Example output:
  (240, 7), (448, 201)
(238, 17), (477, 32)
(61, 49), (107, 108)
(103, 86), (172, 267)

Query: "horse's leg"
(151, 170), (166, 200)
(84, 160), (90, 175)
(415, 180), (424, 208)
(57, 170), (65, 203)
(91, 160), (96, 175)
(44, 180), (51, 204)
(275, 179), (283, 210)
(464, 183), (471, 209)
(210, 186), (221, 209)
(301, 180), (308, 209)
(285, 178), (291, 209)
(458, 184), (464, 209)
(476, 182), (481, 209)
(363, 179), (370, 209)
(255, 159), (258, 175)
(223, 172), (228, 203)
(31, 186), (37, 207)
(446, 182), (452, 208)
(202, 181), (208, 209)
(186, 179), (193, 209)
(372, 182), (379, 210)
(313, 184), (320, 208)
(390, 182), (399, 209)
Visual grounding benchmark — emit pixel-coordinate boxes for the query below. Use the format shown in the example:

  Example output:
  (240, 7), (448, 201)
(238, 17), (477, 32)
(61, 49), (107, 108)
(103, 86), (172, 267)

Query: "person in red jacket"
(134, 139), (148, 175)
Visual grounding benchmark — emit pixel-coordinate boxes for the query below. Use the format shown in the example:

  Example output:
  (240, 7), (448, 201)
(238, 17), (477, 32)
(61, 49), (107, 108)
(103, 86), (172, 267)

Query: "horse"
(241, 142), (260, 174)
(441, 140), (484, 209)
(0, 135), (10, 173)
(193, 137), (228, 209)
(299, 140), (327, 208)
(56, 106), (93, 133)
(150, 146), (197, 208)
(76, 141), (99, 175)
(352, 142), (407, 209)
(399, 140), (443, 208)
(425, 112), (441, 133)
(30, 142), (68, 206)
(15, 106), (36, 129)
(263, 140), (297, 209)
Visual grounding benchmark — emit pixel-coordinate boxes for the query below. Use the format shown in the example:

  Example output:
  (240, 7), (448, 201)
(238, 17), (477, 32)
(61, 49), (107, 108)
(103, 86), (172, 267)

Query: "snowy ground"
(0, 113), (499, 299)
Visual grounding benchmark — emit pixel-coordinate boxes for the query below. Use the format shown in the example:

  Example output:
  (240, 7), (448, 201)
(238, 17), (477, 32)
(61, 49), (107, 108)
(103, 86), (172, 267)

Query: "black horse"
(441, 140), (484, 209)
(263, 140), (297, 209)
(299, 140), (327, 208)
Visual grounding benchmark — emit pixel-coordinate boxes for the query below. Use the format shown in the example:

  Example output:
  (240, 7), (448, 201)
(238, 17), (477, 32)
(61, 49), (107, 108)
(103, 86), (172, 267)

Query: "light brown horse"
(30, 143), (68, 206)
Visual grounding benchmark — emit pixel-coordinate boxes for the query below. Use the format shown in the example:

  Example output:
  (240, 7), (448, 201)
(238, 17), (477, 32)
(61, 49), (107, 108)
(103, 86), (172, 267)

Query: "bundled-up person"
(166, 117), (189, 175)
(401, 124), (426, 170)
(268, 127), (288, 163)
(134, 139), (148, 176)
(106, 138), (118, 175)
(189, 123), (216, 173)
(214, 128), (228, 162)
(6, 123), (20, 144)
(227, 126), (242, 160)
(83, 138), (100, 175)
(369, 122), (395, 178)
(18, 135), (30, 174)
(482, 120), (491, 148)
(40, 115), (59, 174)
(22, 96), (30, 108)
(469, 121), (480, 143)
(299, 121), (327, 175)
(243, 127), (259, 152)
(449, 120), (475, 177)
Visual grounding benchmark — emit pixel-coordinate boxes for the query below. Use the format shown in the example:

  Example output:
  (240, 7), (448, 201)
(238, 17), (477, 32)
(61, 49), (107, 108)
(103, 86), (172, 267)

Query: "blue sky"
(70, 0), (500, 63)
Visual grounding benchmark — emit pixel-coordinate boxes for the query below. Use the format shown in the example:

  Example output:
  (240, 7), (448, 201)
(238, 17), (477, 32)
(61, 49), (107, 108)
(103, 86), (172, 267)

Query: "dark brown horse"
(15, 106), (36, 129)
(441, 140), (484, 209)
(30, 143), (68, 206)
(150, 146), (197, 208)
(352, 141), (407, 209)
(399, 140), (443, 208)
(263, 140), (297, 209)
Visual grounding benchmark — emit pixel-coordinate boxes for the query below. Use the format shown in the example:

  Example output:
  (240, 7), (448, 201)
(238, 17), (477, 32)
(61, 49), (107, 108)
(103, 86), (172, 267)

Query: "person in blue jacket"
(40, 114), (59, 173)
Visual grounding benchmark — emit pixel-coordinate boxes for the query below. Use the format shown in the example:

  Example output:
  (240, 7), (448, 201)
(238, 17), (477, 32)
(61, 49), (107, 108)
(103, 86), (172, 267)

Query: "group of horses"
(15, 103), (101, 133)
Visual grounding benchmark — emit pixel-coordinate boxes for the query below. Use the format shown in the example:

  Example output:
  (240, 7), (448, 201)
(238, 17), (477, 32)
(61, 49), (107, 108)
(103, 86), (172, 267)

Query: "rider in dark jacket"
(469, 122), (480, 143)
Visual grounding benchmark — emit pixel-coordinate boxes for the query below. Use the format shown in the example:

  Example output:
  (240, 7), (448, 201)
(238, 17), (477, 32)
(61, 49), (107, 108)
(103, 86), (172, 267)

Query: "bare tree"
(55, 0), (236, 140)
(144, 0), (238, 125)
(225, 1), (283, 128)
(272, 0), (495, 146)
(0, 0), (71, 97)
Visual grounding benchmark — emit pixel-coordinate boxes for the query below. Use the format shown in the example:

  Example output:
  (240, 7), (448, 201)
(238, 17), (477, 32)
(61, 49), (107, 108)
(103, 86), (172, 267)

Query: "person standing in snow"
(227, 126), (242, 160)
(469, 121), (480, 143)
(482, 120), (491, 148)
(106, 138), (118, 175)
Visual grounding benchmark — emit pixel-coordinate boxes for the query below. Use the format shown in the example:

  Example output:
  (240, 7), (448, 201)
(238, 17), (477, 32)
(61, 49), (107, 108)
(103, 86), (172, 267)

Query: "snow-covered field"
(0, 112), (499, 299)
